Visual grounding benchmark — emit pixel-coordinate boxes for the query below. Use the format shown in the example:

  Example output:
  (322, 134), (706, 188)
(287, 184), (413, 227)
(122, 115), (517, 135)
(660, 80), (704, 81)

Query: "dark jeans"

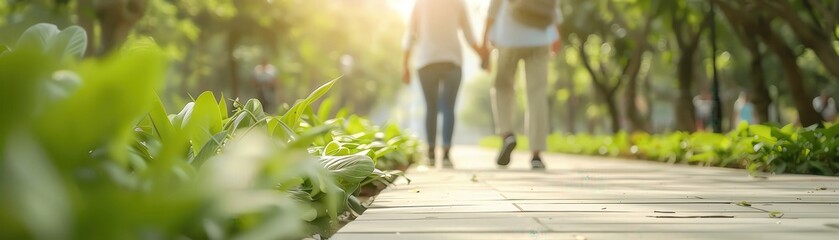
(418, 62), (462, 148)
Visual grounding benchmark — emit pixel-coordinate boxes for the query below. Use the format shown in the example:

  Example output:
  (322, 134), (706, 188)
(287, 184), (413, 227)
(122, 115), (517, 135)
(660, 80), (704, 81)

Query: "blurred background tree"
(1, 0), (837, 140)
(1, 0), (405, 116)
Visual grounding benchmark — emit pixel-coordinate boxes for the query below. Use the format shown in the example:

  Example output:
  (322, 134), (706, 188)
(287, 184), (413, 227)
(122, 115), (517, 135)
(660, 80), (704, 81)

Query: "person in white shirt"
(403, 0), (487, 167)
(813, 90), (837, 122)
(483, 0), (562, 170)
(734, 91), (755, 125)
(693, 89), (713, 131)
(253, 58), (277, 109)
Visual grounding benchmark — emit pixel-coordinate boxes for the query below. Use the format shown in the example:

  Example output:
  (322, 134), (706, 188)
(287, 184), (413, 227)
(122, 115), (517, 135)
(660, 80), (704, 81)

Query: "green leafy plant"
(1, 23), (419, 240)
(481, 121), (839, 176)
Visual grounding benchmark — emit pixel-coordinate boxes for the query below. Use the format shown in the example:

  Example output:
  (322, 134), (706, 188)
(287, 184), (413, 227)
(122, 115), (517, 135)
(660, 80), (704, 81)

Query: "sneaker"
(427, 150), (436, 167)
(442, 156), (454, 168)
(496, 135), (517, 166)
(531, 158), (546, 170)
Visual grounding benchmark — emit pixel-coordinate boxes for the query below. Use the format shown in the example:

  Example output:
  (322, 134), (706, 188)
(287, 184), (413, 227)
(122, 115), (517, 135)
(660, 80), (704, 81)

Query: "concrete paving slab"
(333, 146), (839, 239)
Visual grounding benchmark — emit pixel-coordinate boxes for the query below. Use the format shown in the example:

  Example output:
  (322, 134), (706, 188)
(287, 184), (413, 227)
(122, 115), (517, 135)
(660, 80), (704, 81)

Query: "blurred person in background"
(693, 88), (713, 131)
(813, 90), (837, 122)
(402, 0), (488, 168)
(734, 91), (755, 125)
(483, 0), (562, 170)
(253, 58), (277, 110)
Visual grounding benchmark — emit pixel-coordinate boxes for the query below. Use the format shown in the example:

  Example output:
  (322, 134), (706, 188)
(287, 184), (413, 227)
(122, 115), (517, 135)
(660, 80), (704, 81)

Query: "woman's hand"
(551, 40), (562, 56)
(402, 67), (411, 85)
(477, 45), (491, 72)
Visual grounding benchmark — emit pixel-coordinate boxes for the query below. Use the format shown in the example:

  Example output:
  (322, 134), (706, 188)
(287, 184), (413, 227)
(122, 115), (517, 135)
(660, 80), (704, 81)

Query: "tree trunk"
(760, 1), (839, 80)
(675, 51), (697, 132)
(748, 53), (771, 123)
(96, 0), (147, 55)
(643, 74), (654, 124)
(76, 0), (95, 57)
(590, 79), (622, 134)
(624, 71), (650, 132)
(623, 32), (651, 133)
(567, 75), (577, 134)
(604, 93), (621, 134)
(670, 8), (710, 133)
(760, 28), (822, 127)
(732, 22), (773, 124)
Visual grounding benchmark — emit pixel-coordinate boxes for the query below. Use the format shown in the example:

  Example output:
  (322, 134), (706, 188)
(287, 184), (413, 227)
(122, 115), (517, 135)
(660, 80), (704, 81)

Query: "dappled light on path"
(335, 146), (839, 239)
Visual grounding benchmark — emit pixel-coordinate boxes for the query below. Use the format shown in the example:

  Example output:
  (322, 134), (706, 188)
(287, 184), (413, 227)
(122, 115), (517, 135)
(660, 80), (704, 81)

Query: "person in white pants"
(813, 90), (837, 122)
(482, 0), (562, 170)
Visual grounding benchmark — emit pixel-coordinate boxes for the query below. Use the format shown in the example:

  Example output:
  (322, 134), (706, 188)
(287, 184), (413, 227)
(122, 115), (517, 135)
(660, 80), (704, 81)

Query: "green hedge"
(481, 122), (839, 176)
(1, 24), (418, 240)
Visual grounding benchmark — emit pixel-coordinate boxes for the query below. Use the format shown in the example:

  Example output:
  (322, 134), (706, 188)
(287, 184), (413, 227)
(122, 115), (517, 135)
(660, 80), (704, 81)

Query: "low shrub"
(1, 23), (418, 240)
(481, 122), (839, 176)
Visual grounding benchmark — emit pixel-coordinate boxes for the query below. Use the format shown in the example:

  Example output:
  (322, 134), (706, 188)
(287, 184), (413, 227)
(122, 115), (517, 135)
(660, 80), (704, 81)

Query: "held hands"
(402, 66), (411, 85)
(551, 40), (562, 56)
(479, 45), (491, 71)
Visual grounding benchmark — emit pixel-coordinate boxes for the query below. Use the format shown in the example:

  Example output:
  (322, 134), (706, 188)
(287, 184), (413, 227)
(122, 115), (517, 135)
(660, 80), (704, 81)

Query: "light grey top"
(813, 97), (837, 119)
(403, 0), (478, 69)
(488, 0), (563, 48)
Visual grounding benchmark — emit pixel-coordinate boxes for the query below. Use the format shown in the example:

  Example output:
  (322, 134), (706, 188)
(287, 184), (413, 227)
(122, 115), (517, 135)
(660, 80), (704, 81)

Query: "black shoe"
(497, 135), (517, 166)
(531, 158), (545, 170)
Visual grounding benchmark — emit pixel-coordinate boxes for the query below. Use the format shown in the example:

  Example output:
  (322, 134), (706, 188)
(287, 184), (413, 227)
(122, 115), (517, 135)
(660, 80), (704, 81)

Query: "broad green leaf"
(289, 125), (333, 149)
(780, 124), (795, 134)
(218, 93), (229, 120)
(282, 78), (338, 128)
(149, 93), (176, 143)
(323, 141), (341, 156)
(274, 119), (299, 142)
(34, 43), (166, 165)
(822, 123), (839, 139)
(346, 115), (366, 134)
(335, 108), (349, 120)
(384, 123), (401, 140)
(184, 92), (224, 155)
(305, 105), (322, 126)
(749, 125), (773, 141)
(190, 131), (228, 168)
(47, 26), (87, 60)
(267, 117), (297, 142)
(14, 23), (59, 52)
(228, 99), (266, 133)
(244, 98), (266, 119)
(318, 154), (375, 195)
(0, 49), (51, 142)
(317, 97), (335, 121)
(172, 102), (194, 129)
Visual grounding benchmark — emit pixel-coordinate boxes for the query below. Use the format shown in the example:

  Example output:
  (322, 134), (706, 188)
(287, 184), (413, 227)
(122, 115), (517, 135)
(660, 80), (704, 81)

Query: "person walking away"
(253, 58), (277, 110)
(403, 0), (487, 167)
(693, 89), (713, 131)
(734, 91), (755, 125)
(813, 90), (837, 122)
(483, 0), (562, 170)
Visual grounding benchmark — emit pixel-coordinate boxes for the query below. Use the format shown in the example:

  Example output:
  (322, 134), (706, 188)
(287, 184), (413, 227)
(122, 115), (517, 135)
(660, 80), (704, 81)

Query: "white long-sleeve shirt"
(488, 0), (563, 48)
(813, 97), (837, 120)
(403, 0), (478, 69)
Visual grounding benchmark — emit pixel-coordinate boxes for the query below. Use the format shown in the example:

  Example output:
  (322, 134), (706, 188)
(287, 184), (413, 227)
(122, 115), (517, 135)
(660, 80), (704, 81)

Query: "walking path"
(334, 146), (839, 240)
